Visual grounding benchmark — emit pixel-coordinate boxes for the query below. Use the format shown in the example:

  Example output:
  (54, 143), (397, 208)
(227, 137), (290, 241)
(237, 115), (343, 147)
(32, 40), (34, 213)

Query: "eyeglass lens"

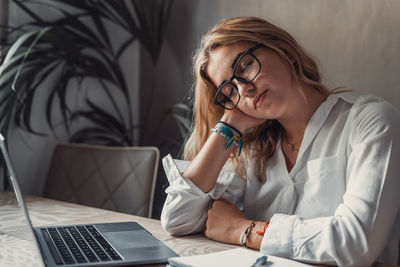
(217, 53), (260, 109)
(216, 85), (239, 109)
(234, 54), (259, 81)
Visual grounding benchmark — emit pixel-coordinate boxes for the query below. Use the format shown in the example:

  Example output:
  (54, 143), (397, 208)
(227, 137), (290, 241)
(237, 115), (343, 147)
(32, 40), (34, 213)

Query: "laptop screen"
(0, 134), (44, 265)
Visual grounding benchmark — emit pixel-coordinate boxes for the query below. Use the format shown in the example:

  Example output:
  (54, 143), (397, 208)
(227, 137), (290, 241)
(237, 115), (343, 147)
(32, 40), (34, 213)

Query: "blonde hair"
(184, 17), (330, 182)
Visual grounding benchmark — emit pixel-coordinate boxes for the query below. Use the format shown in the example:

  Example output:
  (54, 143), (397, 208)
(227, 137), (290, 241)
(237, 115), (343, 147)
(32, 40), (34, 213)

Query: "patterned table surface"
(0, 192), (397, 267)
(0, 192), (236, 267)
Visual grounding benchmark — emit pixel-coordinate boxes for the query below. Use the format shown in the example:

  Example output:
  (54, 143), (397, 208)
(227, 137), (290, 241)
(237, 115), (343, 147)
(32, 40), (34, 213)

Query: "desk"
(0, 193), (236, 267)
(0, 193), (397, 267)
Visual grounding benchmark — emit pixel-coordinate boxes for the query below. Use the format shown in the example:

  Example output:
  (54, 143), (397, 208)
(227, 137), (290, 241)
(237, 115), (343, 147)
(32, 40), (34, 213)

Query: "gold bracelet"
(239, 220), (256, 248)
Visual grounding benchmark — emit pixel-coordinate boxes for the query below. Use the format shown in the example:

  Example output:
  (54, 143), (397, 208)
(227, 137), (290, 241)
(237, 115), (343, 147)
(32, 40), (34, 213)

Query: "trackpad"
(102, 230), (162, 249)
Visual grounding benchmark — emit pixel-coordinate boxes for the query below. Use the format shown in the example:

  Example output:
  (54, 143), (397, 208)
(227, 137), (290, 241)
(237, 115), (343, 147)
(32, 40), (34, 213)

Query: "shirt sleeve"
(160, 154), (246, 235)
(260, 98), (400, 266)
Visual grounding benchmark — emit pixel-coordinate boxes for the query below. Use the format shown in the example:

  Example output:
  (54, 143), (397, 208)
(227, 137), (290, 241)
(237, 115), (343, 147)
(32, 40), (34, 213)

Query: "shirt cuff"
(260, 213), (298, 258)
(162, 154), (209, 196)
(162, 154), (236, 199)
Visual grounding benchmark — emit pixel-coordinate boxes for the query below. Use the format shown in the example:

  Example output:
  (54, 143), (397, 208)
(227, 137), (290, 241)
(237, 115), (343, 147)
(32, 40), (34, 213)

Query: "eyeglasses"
(213, 43), (264, 110)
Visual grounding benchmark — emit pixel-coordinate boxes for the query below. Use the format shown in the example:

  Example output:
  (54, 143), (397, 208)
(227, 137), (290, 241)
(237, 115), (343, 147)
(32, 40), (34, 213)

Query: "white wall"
(154, 0), (400, 112)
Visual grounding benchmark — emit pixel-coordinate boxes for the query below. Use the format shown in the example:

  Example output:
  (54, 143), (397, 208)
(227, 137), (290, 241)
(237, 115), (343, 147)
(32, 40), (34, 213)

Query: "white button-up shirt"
(160, 92), (400, 266)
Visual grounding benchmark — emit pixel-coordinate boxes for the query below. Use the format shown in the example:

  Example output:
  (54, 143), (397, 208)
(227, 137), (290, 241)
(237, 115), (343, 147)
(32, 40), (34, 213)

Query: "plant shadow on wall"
(1, 0), (194, 218)
(0, 0), (174, 146)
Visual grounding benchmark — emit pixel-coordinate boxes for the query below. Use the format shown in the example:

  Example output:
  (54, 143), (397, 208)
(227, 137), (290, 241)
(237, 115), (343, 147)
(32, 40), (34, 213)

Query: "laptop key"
(48, 228), (75, 264)
(85, 226), (122, 260)
(41, 229), (63, 265)
(58, 227), (87, 263)
(69, 226), (99, 263)
(78, 226), (111, 262)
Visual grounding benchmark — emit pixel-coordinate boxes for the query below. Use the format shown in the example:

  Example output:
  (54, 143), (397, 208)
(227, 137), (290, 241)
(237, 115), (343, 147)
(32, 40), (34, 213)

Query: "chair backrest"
(43, 143), (159, 218)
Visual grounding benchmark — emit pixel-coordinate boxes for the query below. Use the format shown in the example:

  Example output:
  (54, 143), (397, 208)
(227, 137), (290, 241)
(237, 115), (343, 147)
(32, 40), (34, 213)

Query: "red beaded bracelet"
(256, 220), (270, 236)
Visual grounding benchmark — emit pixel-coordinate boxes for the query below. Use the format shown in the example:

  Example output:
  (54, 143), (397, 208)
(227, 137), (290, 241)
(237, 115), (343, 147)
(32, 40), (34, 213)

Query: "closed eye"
(236, 57), (254, 75)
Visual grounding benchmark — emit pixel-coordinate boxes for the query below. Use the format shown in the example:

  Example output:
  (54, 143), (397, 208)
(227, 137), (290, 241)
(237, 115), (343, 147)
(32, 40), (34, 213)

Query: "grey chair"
(43, 143), (159, 218)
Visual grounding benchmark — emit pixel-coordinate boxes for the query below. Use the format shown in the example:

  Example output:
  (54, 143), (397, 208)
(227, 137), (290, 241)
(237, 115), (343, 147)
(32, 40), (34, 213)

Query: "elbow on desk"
(161, 221), (186, 236)
(160, 210), (205, 236)
(333, 248), (382, 267)
(330, 240), (380, 267)
(316, 218), (389, 266)
(328, 204), (398, 266)
(160, 214), (180, 235)
(160, 216), (193, 236)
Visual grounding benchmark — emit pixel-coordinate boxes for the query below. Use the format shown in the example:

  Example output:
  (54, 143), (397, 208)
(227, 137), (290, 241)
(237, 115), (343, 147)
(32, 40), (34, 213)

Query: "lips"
(253, 90), (268, 109)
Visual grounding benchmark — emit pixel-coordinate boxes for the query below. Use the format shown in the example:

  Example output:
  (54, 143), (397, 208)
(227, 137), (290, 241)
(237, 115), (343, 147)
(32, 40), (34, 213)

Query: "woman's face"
(206, 42), (298, 120)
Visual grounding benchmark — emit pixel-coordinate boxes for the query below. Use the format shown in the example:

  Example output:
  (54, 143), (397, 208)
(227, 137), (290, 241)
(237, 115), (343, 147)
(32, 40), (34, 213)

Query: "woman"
(161, 17), (400, 266)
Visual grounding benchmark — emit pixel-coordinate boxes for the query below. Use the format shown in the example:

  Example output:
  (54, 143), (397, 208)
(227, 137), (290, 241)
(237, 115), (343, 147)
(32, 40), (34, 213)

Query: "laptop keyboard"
(41, 225), (123, 265)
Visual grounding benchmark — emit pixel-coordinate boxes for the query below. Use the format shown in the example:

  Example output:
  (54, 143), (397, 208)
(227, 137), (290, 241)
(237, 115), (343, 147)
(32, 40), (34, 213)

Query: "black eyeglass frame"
(213, 43), (264, 110)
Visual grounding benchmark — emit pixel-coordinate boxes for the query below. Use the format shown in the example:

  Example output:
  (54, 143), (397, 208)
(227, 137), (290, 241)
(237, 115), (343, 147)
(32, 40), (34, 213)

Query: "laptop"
(0, 134), (178, 266)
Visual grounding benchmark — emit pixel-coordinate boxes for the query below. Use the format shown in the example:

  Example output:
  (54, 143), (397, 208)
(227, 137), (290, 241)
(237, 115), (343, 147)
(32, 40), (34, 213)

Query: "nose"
(235, 80), (256, 98)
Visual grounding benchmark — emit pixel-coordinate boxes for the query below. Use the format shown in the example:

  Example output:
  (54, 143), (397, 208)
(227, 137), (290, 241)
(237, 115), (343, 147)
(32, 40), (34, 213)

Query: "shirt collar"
(290, 90), (359, 175)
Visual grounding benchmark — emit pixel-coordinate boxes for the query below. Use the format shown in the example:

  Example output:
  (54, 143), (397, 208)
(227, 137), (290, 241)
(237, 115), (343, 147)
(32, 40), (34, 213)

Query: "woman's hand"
(205, 199), (249, 245)
(221, 107), (266, 134)
(205, 199), (264, 249)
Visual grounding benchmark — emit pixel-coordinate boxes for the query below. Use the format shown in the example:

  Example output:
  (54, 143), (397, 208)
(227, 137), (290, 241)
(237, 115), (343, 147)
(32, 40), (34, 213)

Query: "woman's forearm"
(183, 132), (235, 192)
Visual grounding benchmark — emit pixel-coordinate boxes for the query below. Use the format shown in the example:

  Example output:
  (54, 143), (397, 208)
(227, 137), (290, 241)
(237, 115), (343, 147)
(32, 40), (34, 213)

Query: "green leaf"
(0, 27), (51, 77)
